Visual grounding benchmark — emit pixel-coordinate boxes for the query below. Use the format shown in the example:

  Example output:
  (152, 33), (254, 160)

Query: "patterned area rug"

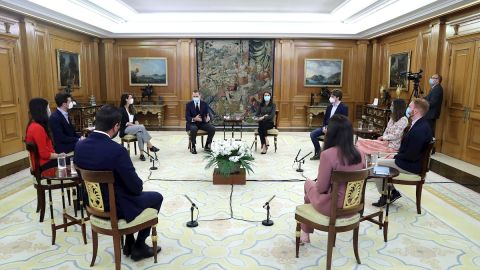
(1, 132), (479, 269)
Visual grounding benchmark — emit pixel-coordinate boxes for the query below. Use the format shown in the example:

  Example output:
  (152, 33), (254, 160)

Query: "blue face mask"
(405, 107), (412, 118)
(193, 97), (200, 103)
(429, 78), (436, 86)
(264, 95), (271, 102)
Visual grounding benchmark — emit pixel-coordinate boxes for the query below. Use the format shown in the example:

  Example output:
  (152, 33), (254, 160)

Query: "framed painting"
(129, 57), (168, 86)
(57, 50), (80, 88)
(304, 59), (343, 87)
(388, 51), (410, 90)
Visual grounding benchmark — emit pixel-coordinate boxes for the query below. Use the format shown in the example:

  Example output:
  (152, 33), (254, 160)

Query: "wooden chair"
(121, 134), (150, 156)
(187, 129), (207, 150)
(76, 168), (159, 270)
(121, 134), (138, 155)
(388, 138), (435, 214)
(25, 141), (76, 222)
(295, 169), (370, 270)
(253, 110), (279, 152)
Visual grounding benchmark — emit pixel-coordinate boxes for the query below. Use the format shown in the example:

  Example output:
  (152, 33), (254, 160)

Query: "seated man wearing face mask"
(49, 92), (83, 154)
(185, 90), (216, 154)
(372, 98), (433, 207)
(74, 105), (163, 261)
(309, 89), (348, 160)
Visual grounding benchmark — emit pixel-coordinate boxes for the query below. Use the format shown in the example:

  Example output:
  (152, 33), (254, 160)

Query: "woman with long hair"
(254, 91), (276, 154)
(119, 93), (159, 161)
(300, 114), (365, 244)
(25, 98), (66, 171)
(356, 99), (408, 155)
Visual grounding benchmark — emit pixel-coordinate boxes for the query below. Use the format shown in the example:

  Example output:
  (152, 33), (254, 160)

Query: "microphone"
(184, 195), (198, 209)
(262, 195), (275, 226)
(263, 195), (276, 208)
(294, 149), (301, 162)
(297, 151), (313, 162)
(185, 195), (199, 228)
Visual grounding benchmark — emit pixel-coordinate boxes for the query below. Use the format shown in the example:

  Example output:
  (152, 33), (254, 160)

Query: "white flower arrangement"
(205, 139), (255, 177)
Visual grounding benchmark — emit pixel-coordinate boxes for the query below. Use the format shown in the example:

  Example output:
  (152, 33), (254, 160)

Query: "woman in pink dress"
(356, 99), (408, 155)
(301, 114), (366, 244)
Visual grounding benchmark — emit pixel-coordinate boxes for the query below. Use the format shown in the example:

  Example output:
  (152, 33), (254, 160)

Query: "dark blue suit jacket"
(49, 109), (80, 153)
(395, 117), (432, 174)
(74, 132), (144, 222)
(424, 84), (443, 120)
(185, 100), (212, 131)
(323, 102), (348, 127)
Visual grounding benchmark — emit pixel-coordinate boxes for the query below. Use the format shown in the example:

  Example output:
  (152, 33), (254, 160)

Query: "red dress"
(25, 122), (55, 171)
(302, 146), (366, 233)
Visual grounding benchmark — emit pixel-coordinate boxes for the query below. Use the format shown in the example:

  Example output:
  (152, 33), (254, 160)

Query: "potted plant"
(205, 139), (255, 184)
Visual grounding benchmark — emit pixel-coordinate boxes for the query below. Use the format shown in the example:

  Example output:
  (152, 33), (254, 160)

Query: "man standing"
(423, 74), (443, 153)
(185, 90), (216, 154)
(309, 89), (348, 160)
(372, 98), (433, 207)
(49, 92), (82, 153)
(74, 105), (163, 261)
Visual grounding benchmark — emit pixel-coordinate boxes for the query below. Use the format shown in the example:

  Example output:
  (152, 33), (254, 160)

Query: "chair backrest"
(274, 110), (279, 128)
(419, 138), (436, 178)
(25, 141), (41, 181)
(76, 168), (119, 229)
(329, 169), (370, 226)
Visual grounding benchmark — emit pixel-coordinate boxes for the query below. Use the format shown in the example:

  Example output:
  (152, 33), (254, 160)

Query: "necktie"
(195, 102), (200, 115)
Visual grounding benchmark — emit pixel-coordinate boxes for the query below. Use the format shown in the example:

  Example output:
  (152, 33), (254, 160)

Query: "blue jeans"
(310, 127), (324, 154)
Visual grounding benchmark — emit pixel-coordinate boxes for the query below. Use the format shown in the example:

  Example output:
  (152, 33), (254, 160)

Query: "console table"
(305, 104), (328, 128)
(70, 105), (102, 133)
(135, 104), (166, 130)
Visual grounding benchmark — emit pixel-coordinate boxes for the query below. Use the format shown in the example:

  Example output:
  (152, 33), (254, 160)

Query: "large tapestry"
(197, 39), (274, 125)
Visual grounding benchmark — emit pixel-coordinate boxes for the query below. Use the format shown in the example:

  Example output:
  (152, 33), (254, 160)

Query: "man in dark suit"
(49, 92), (82, 153)
(309, 89), (348, 160)
(423, 74), (443, 153)
(186, 90), (216, 154)
(74, 105), (163, 261)
(373, 98), (433, 207)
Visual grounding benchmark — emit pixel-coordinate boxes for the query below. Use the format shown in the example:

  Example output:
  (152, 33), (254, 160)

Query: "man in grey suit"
(423, 74), (443, 153)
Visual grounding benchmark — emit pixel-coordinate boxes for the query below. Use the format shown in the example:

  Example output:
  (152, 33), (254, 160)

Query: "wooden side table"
(361, 166), (399, 242)
(41, 167), (88, 245)
(135, 104), (166, 130)
(305, 105), (328, 128)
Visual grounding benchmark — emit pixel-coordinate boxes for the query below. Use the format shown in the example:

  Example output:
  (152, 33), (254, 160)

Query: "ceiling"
(121, 0), (344, 13)
(0, 0), (478, 38)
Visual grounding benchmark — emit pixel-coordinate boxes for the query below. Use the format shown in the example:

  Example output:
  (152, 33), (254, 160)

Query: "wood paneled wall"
(20, 19), (100, 110)
(274, 39), (369, 128)
(100, 39), (196, 127)
(368, 5), (480, 158)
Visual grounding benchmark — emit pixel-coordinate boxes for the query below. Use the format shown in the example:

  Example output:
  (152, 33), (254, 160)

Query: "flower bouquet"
(205, 139), (255, 177)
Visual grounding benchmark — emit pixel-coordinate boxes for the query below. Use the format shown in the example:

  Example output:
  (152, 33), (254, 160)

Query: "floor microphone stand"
(296, 152), (312, 172)
(186, 204), (198, 228)
(262, 202), (274, 226)
(143, 150), (158, 170)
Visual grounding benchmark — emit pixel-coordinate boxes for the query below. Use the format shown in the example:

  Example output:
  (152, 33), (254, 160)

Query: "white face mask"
(329, 97), (336, 104)
(68, 102), (74, 109)
(128, 98), (134, 105)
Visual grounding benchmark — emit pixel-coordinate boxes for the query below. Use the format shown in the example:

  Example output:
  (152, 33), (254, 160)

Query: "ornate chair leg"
(152, 225), (158, 263)
(113, 234), (122, 270)
(274, 136), (277, 152)
(416, 182), (423, 214)
(295, 221), (301, 258)
(90, 230), (98, 267)
(326, 228), (335, 270)
(353, 227), (361, 264)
